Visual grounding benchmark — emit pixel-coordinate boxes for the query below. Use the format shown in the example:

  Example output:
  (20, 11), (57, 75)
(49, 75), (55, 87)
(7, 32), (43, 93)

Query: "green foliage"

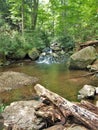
(24, 29), (50, 49)
(0, 24), (27, 59)
(0, 23), (50, 59)
(51, 34), (75, 51)
(58, 35), (75, 49)
(0, 0), (98, 53)
(0, 103), (5, 113)
(0, 15), (5, 27)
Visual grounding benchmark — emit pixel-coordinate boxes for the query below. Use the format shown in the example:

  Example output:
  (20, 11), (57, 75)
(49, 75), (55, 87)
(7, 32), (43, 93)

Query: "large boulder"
(2, 100), (45, 130)
(78, 84), (96, 99)
(0, 71), (38, 92)
(28, 48), (39, 60)
(69, 46), (97, 69)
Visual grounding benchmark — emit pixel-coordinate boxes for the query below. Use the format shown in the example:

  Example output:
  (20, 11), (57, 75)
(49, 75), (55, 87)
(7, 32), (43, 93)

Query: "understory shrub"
(0, 25), (50, 60)
(50, 35), (75, 52)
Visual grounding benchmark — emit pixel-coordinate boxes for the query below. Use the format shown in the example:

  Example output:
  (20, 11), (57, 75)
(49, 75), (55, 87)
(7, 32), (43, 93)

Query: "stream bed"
(0, 61), (98, 104)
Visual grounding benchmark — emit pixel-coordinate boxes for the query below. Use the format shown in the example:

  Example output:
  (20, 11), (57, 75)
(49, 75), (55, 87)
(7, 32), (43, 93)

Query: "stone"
(0, 71), (38, 92)
(78, 84), (96, 99)
(44, 124), (64, 130)
(28, 48), (39, 60)
(77, 94), (85, 100)
(69, 46), (97, 69)
(2, 100), (45, 130)
(50, 42), (62, 51)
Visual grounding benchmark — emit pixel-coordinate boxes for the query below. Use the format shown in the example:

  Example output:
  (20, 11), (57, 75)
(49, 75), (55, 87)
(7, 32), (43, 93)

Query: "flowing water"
(0, 61), (98, 104)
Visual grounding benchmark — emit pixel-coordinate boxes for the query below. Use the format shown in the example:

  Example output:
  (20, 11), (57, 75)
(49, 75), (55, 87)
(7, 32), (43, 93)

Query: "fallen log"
(34, 84), (98, 130)
(79, 100), (98, 115)
(80, 40), (98, 49)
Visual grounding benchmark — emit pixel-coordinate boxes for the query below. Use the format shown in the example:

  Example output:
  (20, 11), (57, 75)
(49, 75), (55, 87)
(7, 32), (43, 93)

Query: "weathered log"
(79, 100), (98, 115)
(80, 40), (98, 49)
(34, 84), (98, 130)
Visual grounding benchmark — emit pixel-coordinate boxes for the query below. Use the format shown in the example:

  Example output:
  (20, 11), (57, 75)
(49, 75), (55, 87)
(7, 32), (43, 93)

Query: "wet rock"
(78, 84), (96, 99)
(0, 71), (38, 92)
(64, 124), (89, 130)
(77, 95), (85, 100)
(28, 48), (39, 60)
(43, 124), (64, 130)
(2, 100), (45, 130)
(37, 42), (68, 64)
(69, 46), (97, 69)
(37, 48), (67, 64)
(50, 42), (62, 51)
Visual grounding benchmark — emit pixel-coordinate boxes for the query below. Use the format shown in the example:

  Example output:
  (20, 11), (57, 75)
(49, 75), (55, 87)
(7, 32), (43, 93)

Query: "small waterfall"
(36, 48), (55, 64)
(36, 45), (68, 64)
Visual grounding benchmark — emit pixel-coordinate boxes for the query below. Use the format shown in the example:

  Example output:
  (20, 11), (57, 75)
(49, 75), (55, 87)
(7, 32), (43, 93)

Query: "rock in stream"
(2, 100), (45, 130)
(0, 71), (38, 92)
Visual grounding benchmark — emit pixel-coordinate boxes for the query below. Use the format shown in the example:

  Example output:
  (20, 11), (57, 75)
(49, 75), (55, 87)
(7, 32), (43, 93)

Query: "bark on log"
(80, 40), (98, 49)
(79, 100), (98, 115)
(34, 84), (98, 130)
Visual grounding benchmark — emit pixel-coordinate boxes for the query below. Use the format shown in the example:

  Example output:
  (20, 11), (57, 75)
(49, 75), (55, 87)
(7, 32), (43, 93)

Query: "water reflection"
(0, 61), (98, 103)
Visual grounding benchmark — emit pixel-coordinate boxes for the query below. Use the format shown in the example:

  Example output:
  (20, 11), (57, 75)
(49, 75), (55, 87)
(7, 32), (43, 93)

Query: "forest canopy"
(0, 0), (98, 55)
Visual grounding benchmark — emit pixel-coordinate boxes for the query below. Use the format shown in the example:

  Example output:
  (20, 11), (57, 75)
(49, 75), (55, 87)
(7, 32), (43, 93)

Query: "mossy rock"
(28, 48), (39, 60)
(69, 46), (97, 69)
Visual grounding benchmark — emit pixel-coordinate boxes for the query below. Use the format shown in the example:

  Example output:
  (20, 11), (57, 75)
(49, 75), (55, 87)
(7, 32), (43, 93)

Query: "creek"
(0, 61), (98, 104)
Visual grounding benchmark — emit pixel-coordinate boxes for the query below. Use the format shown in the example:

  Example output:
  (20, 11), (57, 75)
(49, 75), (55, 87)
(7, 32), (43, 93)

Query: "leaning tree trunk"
(34, 84), (98, 130)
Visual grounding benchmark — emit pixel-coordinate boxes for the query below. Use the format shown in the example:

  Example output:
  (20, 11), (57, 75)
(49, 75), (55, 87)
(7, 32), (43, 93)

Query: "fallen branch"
(34, 84), (98, 130)
(80, 40), (98, 49)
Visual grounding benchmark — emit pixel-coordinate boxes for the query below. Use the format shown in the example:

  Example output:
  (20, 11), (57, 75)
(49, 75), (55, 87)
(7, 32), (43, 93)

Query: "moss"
(28, 48), (39, 60)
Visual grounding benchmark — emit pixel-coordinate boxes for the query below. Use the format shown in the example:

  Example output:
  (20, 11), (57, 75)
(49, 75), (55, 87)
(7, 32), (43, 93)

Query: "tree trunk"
(31, 0), (39, 30)
(21, 0), (24, 35)
(34, 84), (98, 130)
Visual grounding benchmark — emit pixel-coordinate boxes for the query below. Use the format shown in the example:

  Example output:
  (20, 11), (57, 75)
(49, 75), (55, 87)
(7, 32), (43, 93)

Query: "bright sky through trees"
(40, 0), (49, 4)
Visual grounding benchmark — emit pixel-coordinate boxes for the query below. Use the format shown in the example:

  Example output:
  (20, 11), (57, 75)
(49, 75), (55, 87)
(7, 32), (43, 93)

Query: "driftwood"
(80, 40), (98, 49)
(35, 101), (68, 126)
(34, 84), (98, 130)
(79, 100), (98, 115)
